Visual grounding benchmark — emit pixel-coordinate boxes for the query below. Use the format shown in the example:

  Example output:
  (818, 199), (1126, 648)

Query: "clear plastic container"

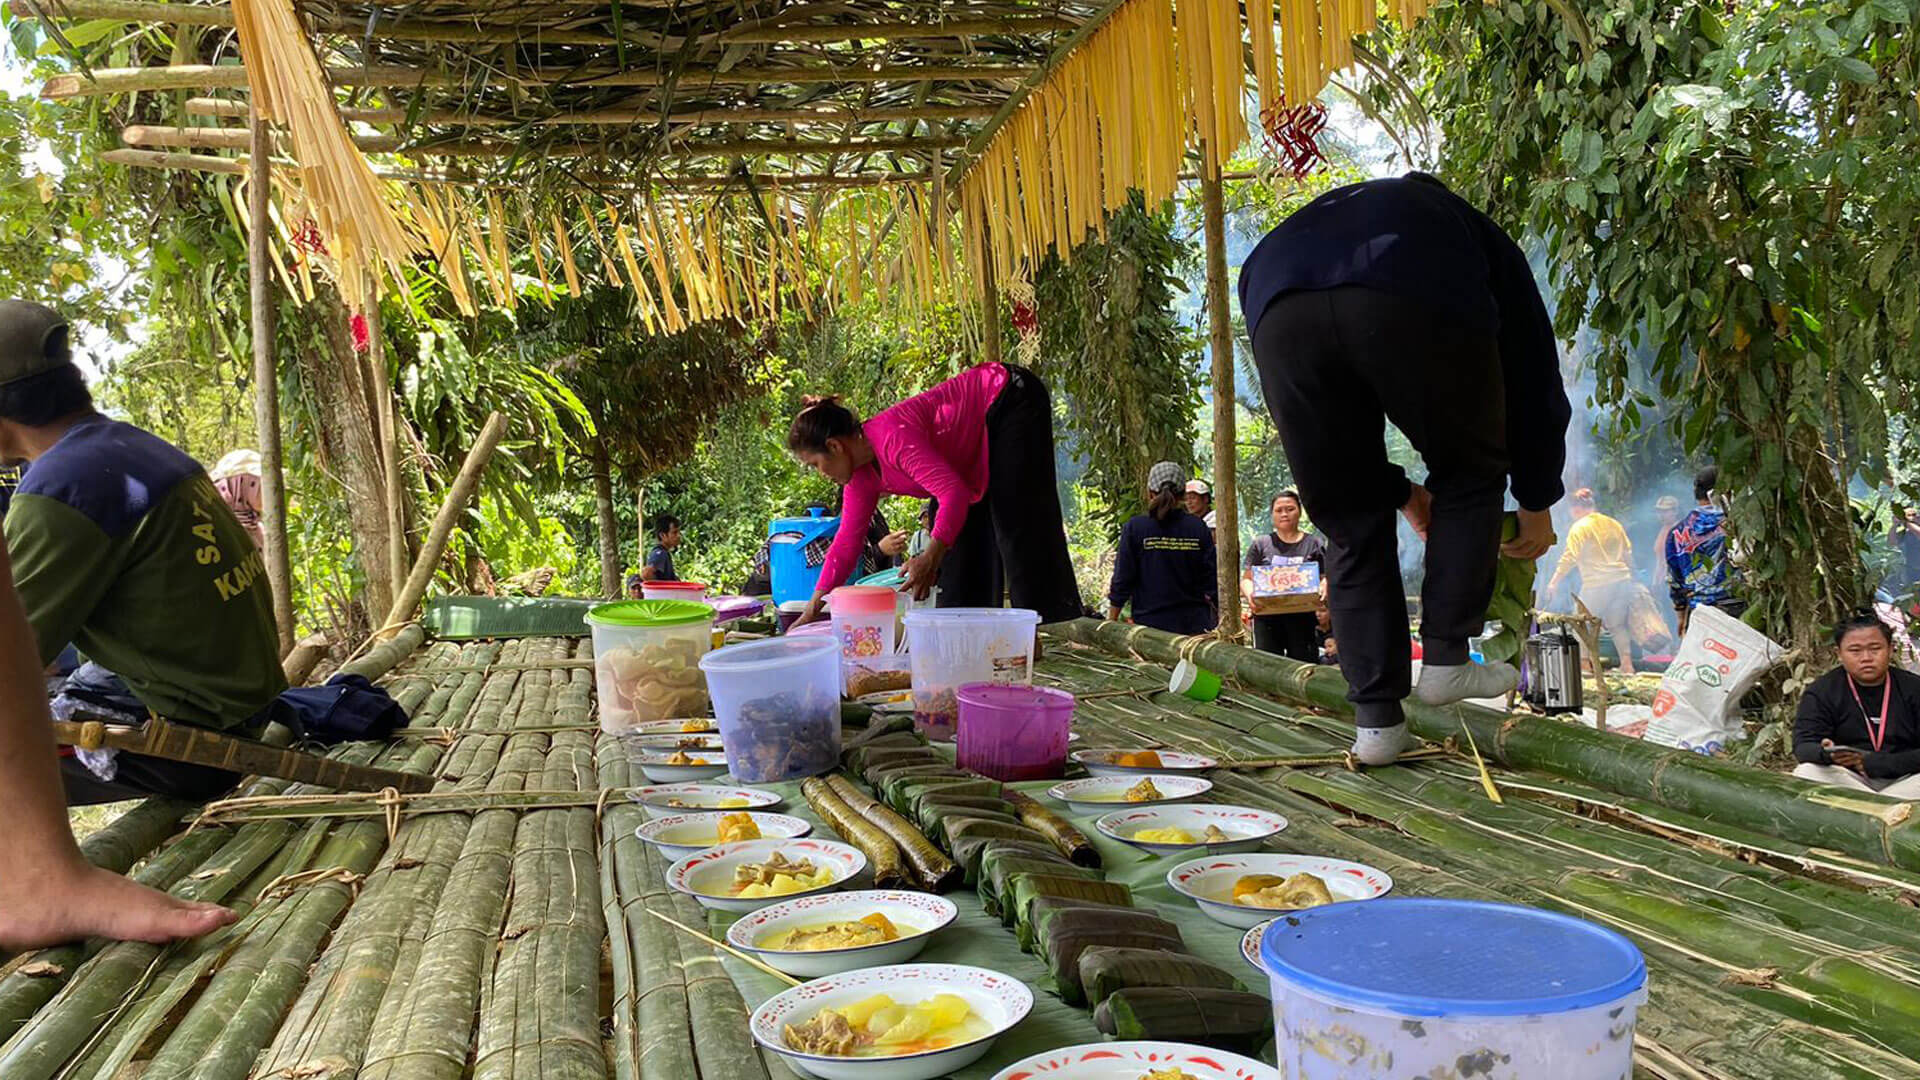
(955, 683), (1072, 781)
(902, 608), (1040, 741)
(587, 600), (715, 736)
(1259, 898), (1647, 1080)
(830, 585), (899, 667)
(698, 637), (843, 782)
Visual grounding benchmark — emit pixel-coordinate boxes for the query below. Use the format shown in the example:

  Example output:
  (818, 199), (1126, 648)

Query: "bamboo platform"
(3, 620), (1917, 1079)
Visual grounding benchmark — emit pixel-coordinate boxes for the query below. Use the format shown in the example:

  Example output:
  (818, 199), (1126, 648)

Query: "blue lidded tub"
(1258, 897), (1646, 1079)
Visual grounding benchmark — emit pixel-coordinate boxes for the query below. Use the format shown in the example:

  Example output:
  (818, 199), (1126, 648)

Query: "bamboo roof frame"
(18, 0), (1111, 189)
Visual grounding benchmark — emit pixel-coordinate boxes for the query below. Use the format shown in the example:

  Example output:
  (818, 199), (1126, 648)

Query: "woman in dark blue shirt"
(1107, 462), (1217, 636)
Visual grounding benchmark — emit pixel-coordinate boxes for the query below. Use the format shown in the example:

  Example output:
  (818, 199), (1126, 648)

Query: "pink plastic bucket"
(955, 683), (1073, 781)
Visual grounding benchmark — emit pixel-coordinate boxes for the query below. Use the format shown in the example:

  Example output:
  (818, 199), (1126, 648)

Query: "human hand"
(878, 530), (910, 558)
(1502, 508), (1554, 560)
(791, 597), (826, 628)
(1401, 484), (1432, 541)
(901, 540), (946, 600)
(1825, 741), (1867, 773)
(1106, 607), (1125, 623)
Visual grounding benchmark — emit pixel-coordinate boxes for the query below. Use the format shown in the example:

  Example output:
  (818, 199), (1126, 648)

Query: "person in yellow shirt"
(1547, 489), (1653, 675)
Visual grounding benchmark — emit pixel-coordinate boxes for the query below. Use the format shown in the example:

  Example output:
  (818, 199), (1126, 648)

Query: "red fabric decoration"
(290, 218), (328, 257)
(350, 313), (371, 353)
(1261, 99), (1330, 179)
(1011, 301), (1039, 337)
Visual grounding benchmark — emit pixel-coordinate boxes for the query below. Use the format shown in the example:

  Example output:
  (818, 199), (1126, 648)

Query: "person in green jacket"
(0, 300), (287, 803)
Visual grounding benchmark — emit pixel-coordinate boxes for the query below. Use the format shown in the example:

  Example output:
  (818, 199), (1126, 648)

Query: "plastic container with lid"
(699, 637), (843, 782)
(955, 683), (1072, 781)
(767, 508), (839, 607)
(587, 600), (715, 736)
(1257, 897), (1648, 1080)
(902, 608), (1040, 741)
(642, 580), (709, 602)
(829, 585), (899, 664)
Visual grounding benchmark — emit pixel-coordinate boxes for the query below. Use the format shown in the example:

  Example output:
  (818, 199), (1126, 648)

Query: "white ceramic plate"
(726, 890), (959, 977)
(1070, 747), (1218, 776)
(635, 811), (813, 861)
(989, 1041), (1279, 1080)
(622, 718), (720, 736)
(1166, 853), (1393, 929)
(630, 783), (782, 820)
(628, 733), (729, 751)
(858, 690), (916, 714)
(1241, 919), (1276, 973)
(751, 964), (1033, 1080)
(1045, 774), (1213, 815)
(1093, 804), (1289, 857)
(635, 751), (731, 784)
(668, 838), (867, 913)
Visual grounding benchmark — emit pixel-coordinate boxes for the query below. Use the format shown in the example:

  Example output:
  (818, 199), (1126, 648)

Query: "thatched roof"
(23, 0), (1108, 195)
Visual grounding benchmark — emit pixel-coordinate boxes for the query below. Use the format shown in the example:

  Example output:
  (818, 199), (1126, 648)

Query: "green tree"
(1379, 0), (1920, 650)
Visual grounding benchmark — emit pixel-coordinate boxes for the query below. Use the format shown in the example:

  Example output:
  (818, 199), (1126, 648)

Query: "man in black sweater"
(1238, 173), (1572, 764)
(1793, 613), (1920, 799)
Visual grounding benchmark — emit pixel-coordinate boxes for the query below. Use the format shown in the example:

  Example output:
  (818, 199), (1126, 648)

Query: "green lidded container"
(587, 599), (715, 736)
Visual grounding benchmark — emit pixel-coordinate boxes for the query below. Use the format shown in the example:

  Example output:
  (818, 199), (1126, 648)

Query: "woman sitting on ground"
(1793, 612), (1920, 800)
(784, 363), (1083, 625)
(1107, 461), (1218, 636)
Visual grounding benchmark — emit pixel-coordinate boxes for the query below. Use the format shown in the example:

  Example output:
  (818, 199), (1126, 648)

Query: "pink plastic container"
(643, 581), (708, 601)
(829, 585), (899, 663)
(955, 683), (1073, 781)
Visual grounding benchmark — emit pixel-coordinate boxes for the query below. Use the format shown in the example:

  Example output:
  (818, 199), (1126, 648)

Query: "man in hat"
(0, 300), (286, 803)
(1183, 479), (1217, 531)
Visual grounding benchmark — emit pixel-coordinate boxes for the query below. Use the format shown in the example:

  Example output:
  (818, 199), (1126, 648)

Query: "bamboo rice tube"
(803, 776), (911, 889)
(824, 773), (961, 892)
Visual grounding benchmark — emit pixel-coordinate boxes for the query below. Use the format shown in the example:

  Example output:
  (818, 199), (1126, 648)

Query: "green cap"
(0, 301), (71, 386)
(586, 598), (713, 628)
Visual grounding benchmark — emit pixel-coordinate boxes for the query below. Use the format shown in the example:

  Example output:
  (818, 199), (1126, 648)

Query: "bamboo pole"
(379, 411), (506, 636)
(42, 63), (455, 98)
(249, 107), (295, 653)
(281, 632), (330, 685)
(45, 60), (1033, 99)
(1200, 160), (1242, 640)
(186, 95), (513, 127)
(125, 123), (402, 153)
(547, 104), (997, 126)
(719, 15), (1078, 42)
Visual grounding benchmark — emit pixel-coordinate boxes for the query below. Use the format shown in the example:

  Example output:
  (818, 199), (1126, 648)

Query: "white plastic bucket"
(1259, 898), (1646, 1080)
(901, 608), (1039, 741)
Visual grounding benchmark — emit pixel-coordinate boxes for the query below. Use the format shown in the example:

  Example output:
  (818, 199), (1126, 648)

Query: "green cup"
(1170, 659), (1222, 702)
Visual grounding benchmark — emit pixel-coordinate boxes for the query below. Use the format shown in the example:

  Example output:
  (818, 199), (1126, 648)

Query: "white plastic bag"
(1645, 605), (1782, 754)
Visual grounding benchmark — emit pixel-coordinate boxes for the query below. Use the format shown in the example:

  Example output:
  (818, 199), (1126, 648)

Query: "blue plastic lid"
(1258, 898), (1646, 1018)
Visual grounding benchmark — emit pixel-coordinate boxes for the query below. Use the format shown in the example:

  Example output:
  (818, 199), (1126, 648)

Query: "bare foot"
(0, 860), (233, 951)
(1401, 484), (1433, 541)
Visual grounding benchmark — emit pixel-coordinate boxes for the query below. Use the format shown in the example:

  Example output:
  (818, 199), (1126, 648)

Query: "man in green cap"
(0, 300), (286, 803)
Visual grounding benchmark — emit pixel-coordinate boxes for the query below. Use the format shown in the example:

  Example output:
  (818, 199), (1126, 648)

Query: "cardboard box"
(1250, 561), (1321, 616)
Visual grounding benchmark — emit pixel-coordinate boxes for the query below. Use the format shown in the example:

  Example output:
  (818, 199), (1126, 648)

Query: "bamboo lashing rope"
(190, 785), (653, 826)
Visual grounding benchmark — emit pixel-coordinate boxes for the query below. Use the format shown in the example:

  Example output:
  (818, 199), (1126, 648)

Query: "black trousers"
(1252, 287), (1509, 726)
(1253, 613), (1319, 662)
(935, 364), (1086, 624)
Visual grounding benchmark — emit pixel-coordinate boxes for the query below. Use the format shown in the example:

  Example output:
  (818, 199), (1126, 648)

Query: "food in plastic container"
(587, 600), (715, 734)
(902, 609), (1039, 741)
(701, 637), (844, 782)
(846, 654), (913, 698)
(831, 585), (900, 662)
(1257, 898), (1647, 1080)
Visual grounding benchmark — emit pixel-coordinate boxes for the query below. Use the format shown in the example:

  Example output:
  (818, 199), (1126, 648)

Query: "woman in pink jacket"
(787, 362), (1083, 627)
